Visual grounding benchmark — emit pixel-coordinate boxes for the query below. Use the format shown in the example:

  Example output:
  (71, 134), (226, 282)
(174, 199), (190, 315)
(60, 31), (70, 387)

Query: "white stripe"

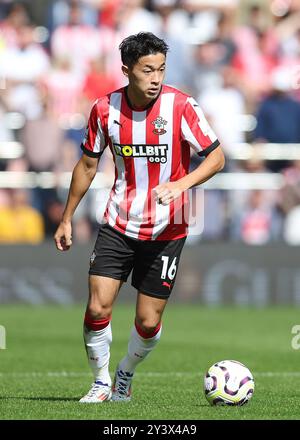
(124, 110), (147, 238)
(187, 96), (218, 142)
(181, 115), (202, 153)
(152, 92), (174, 239)
(106, 93), (125, 228)
(93, 117), (106, 153)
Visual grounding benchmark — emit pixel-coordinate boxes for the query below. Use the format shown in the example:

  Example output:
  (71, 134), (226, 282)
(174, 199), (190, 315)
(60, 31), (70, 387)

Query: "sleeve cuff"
(80, 144), (103, 158)
(197, 140), (220, 157)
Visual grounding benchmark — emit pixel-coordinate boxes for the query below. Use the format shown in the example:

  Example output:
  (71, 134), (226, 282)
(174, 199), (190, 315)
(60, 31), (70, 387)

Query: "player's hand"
(154, 182), (184, 206)
(54, 221), (72, 251)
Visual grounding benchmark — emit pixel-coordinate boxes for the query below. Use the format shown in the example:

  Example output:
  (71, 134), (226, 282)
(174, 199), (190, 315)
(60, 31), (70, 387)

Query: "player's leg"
(80, 275), (122, 403)
(121, 292), (167, 373)
(80, 223), (135, 403)
(111, 236), (186, 402)
(111, 293), (167, 401)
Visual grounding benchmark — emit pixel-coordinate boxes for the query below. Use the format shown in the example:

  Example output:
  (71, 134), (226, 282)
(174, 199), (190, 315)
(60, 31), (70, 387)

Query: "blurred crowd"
(1, 0), (300, 245)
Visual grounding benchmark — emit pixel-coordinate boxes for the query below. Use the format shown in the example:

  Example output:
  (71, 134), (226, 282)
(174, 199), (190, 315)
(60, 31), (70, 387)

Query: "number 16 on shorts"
(161, 256), (177, 280)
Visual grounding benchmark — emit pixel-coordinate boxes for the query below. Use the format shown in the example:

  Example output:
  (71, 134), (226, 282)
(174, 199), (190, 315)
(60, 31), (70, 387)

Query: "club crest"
(152, 116), (167, 135)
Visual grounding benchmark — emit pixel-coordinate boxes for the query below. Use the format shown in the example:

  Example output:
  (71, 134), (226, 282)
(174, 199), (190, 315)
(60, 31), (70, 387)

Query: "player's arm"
(54, 154), (99, 251)
(155, 146), (225, 205)
(155, 96), (225, 205)
(180, 145), (225, 189)
(54, 100), (106, 250)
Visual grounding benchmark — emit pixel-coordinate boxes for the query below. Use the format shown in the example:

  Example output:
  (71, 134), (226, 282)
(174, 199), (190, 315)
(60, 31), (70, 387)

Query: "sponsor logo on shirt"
(113, 143), (168, 163)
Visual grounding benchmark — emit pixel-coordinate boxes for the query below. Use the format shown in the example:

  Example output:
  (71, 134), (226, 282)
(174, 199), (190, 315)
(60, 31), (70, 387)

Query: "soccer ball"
(204, 360), (254, 406)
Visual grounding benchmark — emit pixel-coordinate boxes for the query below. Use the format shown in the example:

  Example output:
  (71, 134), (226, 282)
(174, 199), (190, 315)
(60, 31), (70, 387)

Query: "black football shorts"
(88, 223), (186, 299)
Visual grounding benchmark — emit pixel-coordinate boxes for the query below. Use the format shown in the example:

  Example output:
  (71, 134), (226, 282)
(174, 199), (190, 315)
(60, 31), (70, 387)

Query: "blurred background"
(1, 0), (300, 305)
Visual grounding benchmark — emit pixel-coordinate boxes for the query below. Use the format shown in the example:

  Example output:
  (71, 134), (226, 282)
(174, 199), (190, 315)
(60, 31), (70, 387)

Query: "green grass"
(0, 305), (300, 420)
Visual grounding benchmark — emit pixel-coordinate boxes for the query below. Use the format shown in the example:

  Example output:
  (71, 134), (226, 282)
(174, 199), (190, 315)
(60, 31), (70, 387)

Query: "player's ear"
(122, 65), (129, 77)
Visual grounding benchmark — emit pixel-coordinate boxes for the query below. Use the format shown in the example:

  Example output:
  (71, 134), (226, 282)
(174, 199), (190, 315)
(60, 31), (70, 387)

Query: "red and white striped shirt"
(81, 84), (219, 240)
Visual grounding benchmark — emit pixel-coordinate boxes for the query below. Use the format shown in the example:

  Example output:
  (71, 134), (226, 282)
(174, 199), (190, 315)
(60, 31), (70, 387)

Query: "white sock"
(118, 324), (162, 374)
(83, 322), (112, 385)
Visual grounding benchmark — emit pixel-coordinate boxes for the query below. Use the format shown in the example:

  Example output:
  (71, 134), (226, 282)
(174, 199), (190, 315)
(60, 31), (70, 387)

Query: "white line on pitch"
(0, 371), (300, 377)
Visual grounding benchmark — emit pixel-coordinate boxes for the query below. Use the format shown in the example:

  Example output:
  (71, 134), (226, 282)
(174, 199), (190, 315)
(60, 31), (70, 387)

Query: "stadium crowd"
(1, 0), (300, 245)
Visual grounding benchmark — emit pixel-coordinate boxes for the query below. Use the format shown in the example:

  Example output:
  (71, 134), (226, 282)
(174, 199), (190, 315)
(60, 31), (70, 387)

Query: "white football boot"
(79, 380), (112, 403)
(111, 366), (133, 402)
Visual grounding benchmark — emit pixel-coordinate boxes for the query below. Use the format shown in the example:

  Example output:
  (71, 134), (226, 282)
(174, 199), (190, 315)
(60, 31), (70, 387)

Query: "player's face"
(124, 53), (166, 104)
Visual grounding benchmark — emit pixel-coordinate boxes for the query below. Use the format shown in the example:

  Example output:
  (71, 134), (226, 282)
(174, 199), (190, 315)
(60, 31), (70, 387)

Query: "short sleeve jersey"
(81, 84), (220, 240)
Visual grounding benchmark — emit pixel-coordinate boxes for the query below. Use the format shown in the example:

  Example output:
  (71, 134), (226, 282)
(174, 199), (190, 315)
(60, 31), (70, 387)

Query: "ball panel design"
(204, 374), (218, 394)
(203, 360), (255, 406)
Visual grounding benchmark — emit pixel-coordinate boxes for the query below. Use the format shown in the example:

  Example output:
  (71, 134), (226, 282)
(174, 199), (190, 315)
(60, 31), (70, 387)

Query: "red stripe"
(97, 95), (110, 146)
(135, 320), (162, 339)
(114, 92), (135, 231)
(85, 96), (110, 155)
(137, 97), (162, 239)
(84, 312), (111, 331)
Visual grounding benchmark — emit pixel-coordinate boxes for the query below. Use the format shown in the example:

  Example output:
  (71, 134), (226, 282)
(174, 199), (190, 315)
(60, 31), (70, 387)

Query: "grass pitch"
(0, 304), (300, 420)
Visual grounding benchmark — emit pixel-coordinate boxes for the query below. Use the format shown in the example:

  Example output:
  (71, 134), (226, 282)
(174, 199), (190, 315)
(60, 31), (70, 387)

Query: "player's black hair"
(119, 32), (169, 68)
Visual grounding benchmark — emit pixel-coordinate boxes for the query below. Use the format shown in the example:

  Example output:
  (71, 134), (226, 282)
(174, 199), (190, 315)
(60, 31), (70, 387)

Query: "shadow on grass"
(0, 396), (79, 402)
(0, 396), (211, 408)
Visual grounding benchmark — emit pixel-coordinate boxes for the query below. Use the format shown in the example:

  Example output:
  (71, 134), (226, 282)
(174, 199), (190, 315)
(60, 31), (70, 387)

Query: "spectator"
(109, 0), (161, 85)
(82, 56), (118, 104)
(20, 95), (64, 172)
(151, 0), (190, 90)
(214, 11), (237, 65)
(231, 190), (282, 244)
(51, 1), (115, 77)
(73, 216), (92, 242)
(44, 197), (65, 237)
(278, 159), (300, 215)
(0, 23), (50, 119)
(0, 99), (14, 143)
(1, 0), (299, 245)
(198, 66), (246, 156)
(172, 0), (234, 45)
(19, 94), (65, 215)
(54, 138), (80, 173)
(187, 39), (224, 96)
(232, 4), (279, 102)
(0, 189), (45, 243)
(228, 157), (280, 238)
(283, 205), (300, 245)
(97, 0), (123, 28)
(253, 66), (300, 171)
(42, 56), (83, 119)
(0, 1), (30, 48)
(47, 0), (98, 34)
(116, 0), (160, 38)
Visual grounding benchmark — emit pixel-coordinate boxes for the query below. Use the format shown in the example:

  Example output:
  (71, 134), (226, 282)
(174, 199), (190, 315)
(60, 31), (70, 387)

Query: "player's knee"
(86, 304), (112, 321)
(135, 318), (160, 335)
